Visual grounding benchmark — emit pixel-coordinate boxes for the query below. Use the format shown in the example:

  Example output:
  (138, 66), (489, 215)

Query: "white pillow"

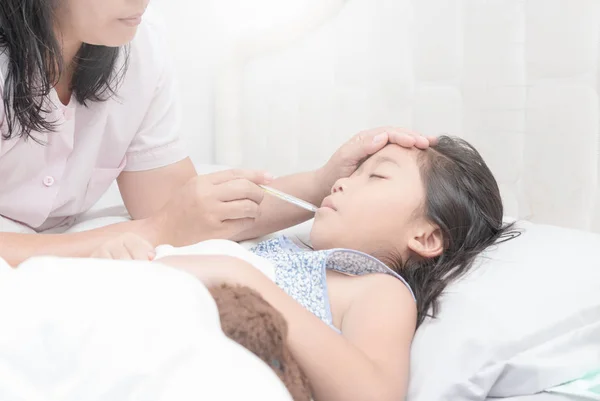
(265, 220), (600, 400)
(408, 221), (600, 400)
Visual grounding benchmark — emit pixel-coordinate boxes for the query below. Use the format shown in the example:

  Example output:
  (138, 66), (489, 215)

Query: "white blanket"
(154, 240), (277, 281)
(0, 177), (305, 401)
(0, 256), (292, 401)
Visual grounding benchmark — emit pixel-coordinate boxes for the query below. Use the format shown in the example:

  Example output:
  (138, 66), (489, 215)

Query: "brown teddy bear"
(209, 284), (311, 401)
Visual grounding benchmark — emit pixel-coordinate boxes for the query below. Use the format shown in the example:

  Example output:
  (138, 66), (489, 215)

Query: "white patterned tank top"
(251, 236), (416, 330)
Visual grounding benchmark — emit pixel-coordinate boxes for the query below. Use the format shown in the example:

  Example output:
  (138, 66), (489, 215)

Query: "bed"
(14, 167), (594, 401)
(1, 0), (599, 400)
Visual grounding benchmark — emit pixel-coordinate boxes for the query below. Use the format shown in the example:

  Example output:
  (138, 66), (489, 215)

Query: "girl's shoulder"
(329, 270), (414, 305)
(328, 270), (417, 344)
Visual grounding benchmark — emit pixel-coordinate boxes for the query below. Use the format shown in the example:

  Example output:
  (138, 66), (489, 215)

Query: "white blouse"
(0, 11), (188, 230)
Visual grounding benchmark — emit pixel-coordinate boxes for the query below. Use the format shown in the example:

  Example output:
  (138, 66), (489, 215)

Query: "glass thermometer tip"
(259, 185), (319, 213)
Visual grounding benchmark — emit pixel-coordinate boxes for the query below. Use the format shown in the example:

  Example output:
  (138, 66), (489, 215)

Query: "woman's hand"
(91, 233), (156, 261)
(146, 169), (272, 247)
(316, 126), (437, 192)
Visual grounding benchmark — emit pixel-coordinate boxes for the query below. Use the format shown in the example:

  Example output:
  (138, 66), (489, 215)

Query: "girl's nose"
(331, 178), (347, 194)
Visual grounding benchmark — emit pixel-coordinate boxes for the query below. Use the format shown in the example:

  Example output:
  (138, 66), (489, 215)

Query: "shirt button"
(43, 176), (55, 187)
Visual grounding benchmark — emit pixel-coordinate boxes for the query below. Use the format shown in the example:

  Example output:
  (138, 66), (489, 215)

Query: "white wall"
(152, 0), (600, 233)
(151, 0), (334, 165)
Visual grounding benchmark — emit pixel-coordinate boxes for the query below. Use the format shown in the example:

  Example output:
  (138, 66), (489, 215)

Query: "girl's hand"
(316, 126), (437, 191)
(91, 233), (156, 261)
(147, 169), (272, 247)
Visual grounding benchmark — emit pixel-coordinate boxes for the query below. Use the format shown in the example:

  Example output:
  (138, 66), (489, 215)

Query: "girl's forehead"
(364, 145), (421, 168)
(354, 145), (422, 176)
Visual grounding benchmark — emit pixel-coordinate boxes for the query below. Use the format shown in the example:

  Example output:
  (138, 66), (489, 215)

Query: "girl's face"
(54, 0), (150, 47)
(311, 145), (442, 261)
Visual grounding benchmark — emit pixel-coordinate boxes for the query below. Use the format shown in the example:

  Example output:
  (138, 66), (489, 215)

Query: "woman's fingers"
(91, 248), (112, 259)
(219, 199), (261, 221)
(92, 234), (155, 261)
(352, 126), (435, 154)
(383, 127), (432, 150)
(426, 135), (439, 146)
(207, 169), (273, 186)
(125, 239), (156, 261)
(222, 217), (256, 232)
(108, 246), (133, 260)
(388, 133), (418, 148)
(216, 178), (265, 204)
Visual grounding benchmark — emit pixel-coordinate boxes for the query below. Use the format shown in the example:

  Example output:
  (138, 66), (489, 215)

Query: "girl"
(96, 136), (515, 401)
(0, 0), (435, 266)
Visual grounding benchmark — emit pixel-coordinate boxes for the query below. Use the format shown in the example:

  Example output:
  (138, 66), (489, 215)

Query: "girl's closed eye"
(369, 173), (388, 179)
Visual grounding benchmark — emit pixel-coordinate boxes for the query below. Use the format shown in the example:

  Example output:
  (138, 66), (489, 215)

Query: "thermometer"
(260, 185), (319, 213)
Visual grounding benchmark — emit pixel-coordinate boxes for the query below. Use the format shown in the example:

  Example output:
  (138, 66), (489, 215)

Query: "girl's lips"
(320, 197), (337, 211)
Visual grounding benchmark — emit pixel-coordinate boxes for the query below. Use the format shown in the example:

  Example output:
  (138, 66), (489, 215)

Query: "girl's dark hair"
(0, 0), (128, 141)
(386, 136), (518, 327)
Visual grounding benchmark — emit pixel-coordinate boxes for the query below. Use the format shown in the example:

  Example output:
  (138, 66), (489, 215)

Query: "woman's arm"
(0, 161), (268, 266)
(121, 157), (328, 243)
(0, 219), (159, 267)
(0, 166), (312, 266)
(0, 158), (196, 267)
(158, 255), (417, 401)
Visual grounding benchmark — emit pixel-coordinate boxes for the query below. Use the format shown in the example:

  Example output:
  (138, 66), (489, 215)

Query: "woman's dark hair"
(0, 0), (128, 141)
(386, 136), (518, 327)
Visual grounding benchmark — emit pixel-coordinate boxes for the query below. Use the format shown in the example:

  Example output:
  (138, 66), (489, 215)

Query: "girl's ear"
(407, 224), (443, 259)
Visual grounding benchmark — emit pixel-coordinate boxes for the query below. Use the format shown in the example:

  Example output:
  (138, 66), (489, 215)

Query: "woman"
(0, 0), (435, 266)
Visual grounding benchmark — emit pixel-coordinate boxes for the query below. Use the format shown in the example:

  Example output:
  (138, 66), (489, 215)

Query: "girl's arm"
(158, 255), (417, 401)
